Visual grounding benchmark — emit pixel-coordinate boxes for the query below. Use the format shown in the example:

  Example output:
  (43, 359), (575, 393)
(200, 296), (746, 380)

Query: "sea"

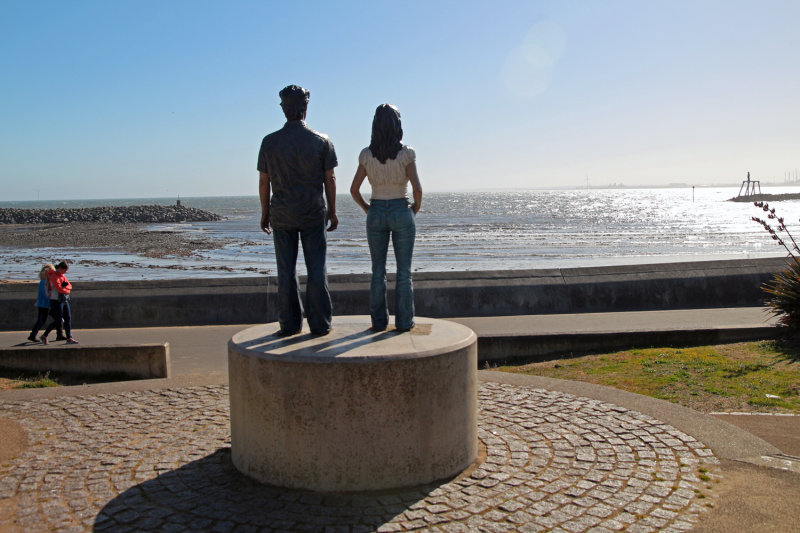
(1, 187), (798, 281)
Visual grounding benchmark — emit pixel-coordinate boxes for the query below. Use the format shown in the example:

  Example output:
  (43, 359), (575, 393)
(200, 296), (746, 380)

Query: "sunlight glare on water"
(0, 187), (797, 280)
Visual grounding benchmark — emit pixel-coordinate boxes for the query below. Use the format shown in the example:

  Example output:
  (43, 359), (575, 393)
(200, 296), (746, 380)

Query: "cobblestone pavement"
(0, 383), (720, 532)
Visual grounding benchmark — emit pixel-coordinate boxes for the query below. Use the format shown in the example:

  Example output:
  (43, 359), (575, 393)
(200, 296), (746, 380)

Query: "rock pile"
(0, 205), (223, 224)
(729, 193), (800, 202)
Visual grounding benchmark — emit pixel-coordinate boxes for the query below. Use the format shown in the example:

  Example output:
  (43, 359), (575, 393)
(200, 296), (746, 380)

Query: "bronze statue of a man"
(257, 85), (338, 336)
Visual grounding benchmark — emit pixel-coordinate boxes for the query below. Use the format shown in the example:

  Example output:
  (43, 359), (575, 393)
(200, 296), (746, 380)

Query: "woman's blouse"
(358, 146), (416, 200)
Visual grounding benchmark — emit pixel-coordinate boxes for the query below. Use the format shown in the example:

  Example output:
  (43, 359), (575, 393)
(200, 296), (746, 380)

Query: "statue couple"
(257, 85), (423, 336)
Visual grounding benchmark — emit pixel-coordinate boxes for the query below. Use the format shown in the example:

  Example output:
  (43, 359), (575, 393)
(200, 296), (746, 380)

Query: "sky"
(1, 0), (799, 201)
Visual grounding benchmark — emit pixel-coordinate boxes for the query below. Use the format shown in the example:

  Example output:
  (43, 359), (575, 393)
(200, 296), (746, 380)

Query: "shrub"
(752, 202), (800, 327)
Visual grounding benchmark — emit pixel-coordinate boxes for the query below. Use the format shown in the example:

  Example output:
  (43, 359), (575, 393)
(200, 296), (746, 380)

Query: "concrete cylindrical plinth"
(228, 316), (477, 492)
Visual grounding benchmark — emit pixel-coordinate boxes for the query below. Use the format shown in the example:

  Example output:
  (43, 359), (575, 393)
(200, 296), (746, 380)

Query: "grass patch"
(495, 340), (800, 413)
(0, 368), (137, 390)
(12, 371), (59, 389)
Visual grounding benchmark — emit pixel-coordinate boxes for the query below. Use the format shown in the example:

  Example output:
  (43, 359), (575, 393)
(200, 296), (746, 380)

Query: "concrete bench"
(0, 343), (170, 380)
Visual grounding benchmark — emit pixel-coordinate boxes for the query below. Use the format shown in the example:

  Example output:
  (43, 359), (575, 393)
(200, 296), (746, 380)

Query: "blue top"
(36, 279), (49, 308)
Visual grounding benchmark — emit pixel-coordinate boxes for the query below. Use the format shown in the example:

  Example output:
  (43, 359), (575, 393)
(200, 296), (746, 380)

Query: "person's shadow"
(238, 327), (402, 359)
(93, 448), (445, 531)
(11, 340), (41, 347)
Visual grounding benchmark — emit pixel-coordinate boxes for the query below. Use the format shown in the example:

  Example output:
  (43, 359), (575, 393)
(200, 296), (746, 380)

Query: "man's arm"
(324, 168), (338, 231)
(259, 171), (271, 234)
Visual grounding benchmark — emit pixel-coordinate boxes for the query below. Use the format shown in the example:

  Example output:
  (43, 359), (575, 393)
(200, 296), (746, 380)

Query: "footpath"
(0, 308), (799, 532)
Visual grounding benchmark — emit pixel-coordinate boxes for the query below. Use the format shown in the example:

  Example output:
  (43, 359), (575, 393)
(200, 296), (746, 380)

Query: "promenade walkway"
(1, 308), (798, 532)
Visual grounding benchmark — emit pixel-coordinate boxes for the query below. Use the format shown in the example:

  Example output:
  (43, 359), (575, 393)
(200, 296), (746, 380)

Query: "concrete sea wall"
(0, 258), (786, 331)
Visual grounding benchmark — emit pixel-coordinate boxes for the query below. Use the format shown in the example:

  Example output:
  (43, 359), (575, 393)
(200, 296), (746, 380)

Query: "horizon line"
(3, 181), (800, 203)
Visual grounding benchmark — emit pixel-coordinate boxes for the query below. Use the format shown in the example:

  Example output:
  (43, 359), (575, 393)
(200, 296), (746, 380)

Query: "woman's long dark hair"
(369, 104), (403, 164)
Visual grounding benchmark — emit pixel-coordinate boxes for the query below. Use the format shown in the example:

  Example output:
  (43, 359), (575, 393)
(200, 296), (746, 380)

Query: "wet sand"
(0, 223), (225, 259)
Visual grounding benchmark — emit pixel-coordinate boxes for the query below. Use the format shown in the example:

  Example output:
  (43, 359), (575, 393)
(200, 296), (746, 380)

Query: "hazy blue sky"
(2, 0), (799, 200)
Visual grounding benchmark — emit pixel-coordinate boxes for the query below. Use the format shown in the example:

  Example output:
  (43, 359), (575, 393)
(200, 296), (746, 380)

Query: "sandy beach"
(0, 223), (226, 259)
(0, 222), (266, 281)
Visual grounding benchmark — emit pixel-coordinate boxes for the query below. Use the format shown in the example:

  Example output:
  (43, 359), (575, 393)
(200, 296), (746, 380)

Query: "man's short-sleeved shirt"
(257, 120), (337, 230)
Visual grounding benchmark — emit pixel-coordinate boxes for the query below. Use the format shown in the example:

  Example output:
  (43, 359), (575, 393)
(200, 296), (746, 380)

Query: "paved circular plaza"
(0, 382), (719, 532)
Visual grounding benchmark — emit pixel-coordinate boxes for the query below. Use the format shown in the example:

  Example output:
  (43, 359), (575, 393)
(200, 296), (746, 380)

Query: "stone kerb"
(0, 343), (170, 379)
(227, 316), (478, 492)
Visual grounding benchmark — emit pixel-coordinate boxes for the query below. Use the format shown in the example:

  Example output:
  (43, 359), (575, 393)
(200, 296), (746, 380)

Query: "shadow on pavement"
(93, 448), (439, 532)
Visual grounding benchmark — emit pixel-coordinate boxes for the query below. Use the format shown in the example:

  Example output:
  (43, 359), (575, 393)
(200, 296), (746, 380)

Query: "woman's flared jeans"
(366, 199), (416, 330)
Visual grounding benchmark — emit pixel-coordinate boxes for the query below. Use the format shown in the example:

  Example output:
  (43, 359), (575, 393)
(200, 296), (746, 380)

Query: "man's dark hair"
(56, 261), (69, 270)
(279, 85), (310, 121)
(369, 104), (403, 164)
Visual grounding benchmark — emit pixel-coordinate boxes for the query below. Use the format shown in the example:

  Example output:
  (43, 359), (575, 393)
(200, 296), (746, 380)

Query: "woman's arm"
(350, 164), (370, 214)
(406, 161), (422, 214)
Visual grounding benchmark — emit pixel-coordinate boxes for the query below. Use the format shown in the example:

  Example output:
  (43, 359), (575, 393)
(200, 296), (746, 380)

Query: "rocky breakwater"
(0, 205), (222, 224)
(728, 193), (800, 202)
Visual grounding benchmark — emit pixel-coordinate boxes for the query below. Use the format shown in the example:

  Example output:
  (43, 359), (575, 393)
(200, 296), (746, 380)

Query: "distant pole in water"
(692, 186), (695, 202)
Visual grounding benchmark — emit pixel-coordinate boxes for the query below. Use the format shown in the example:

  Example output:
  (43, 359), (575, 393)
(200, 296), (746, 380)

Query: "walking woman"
(350, 104), (423, 331)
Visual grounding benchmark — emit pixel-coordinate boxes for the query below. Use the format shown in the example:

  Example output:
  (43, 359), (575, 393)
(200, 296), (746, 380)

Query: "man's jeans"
(272, 223), (332, 334)
(366, 199), (416, 330)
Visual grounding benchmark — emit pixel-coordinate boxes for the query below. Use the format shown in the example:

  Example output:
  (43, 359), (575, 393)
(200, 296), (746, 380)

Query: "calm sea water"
(1, 187), (798, 281)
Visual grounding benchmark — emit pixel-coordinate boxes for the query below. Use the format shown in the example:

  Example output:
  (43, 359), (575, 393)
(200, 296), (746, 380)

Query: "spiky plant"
(752, 201), (800, 327)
